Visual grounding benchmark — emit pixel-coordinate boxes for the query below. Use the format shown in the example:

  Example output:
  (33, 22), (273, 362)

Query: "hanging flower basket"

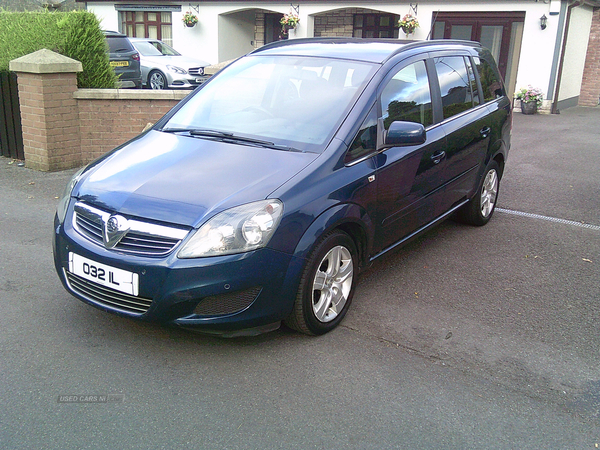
(280, 12), (299, 35)
(398, 14), (419, 36)
(182, 11), (198, 28)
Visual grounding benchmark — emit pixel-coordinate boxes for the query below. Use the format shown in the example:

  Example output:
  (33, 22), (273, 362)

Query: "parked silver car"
(130, 38), (210, 89)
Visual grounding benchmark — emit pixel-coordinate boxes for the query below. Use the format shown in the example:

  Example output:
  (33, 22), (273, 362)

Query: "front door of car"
(372, 59), (448, 254)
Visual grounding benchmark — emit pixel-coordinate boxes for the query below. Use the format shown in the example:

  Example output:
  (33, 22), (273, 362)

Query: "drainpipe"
(551, 0), (584, 114)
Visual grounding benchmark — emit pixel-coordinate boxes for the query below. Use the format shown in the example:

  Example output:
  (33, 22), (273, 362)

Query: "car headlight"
(167, 65), (187, 75)
(56, 166), (86, 223)
(178, 200), (283, 258)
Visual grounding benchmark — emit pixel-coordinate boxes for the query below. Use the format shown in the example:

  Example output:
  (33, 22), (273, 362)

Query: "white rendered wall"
(86, 1), (585, 103)
(558, 6), (593, 102)
(87, 3), (119, 32)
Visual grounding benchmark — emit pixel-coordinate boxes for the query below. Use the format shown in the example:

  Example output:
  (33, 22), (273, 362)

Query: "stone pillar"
(9, 49), (82, 171)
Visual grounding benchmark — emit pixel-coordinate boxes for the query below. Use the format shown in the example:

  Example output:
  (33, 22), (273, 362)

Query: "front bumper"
(53, 214), (301, 334)
(167, 73), (210, 89)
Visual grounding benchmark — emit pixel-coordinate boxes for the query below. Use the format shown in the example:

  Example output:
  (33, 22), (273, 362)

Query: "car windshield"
(162, 55), (377, 152)
(134, 41), (181, 57)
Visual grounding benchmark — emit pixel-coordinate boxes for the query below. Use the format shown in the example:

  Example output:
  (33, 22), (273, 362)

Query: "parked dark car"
(104, 31), (142, 89)
(53, 38), (511, 336)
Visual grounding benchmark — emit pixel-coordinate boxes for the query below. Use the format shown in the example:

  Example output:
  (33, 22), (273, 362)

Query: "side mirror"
(379, 120), (427, 148)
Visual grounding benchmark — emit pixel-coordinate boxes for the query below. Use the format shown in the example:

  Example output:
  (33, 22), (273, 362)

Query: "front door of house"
(265, 13), (284, 44)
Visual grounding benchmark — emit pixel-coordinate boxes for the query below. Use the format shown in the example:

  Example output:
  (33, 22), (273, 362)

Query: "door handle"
(480, 126), (491, 138)
(431, 151), (446, 165)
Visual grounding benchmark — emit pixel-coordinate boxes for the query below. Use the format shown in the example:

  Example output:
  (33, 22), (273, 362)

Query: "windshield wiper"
(161, 128), (233, 137)
(161, 128), (303, 152)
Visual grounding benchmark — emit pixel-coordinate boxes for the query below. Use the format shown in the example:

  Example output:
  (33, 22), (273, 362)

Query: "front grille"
(193, 287), (262, 316)
(73, 202), (189, 257)
(188, 67), (204, 76)
(113, 233), (181, 254)
(65, 270), (152, 315)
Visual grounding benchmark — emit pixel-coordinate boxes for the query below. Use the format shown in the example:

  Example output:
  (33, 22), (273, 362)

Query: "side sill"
(370, 199), (470, 262)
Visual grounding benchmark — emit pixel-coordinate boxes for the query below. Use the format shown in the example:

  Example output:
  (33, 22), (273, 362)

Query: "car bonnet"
(74, 130), (318, 227)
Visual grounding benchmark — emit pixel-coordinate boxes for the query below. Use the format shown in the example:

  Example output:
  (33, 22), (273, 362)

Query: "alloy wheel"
(311, 245), (353, 323)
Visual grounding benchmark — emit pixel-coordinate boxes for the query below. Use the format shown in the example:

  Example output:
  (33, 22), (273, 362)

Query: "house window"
(353, 14), (399, 39)
(121, 11), (173, 46)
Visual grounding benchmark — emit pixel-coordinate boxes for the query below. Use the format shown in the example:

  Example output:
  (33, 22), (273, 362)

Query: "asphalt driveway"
(0, 106), (598, 449)
(345, 106), (600, 413)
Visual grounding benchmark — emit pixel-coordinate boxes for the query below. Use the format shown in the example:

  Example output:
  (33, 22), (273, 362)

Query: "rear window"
(473, 57), (504, 102)
(435, 56), (475, 119)
(106, 37), (134, 53)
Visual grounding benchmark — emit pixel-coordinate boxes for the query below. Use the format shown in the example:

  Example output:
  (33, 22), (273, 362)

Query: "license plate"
(69, 253), (139, 296)
(110, 61), (129, 67)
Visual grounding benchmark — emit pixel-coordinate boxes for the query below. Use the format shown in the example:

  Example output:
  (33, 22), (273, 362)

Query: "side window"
(473, 57), (504, 102)
(435, 56), (473, 119)
(346, 106), (378, 163)
(380, 60), (433, 129)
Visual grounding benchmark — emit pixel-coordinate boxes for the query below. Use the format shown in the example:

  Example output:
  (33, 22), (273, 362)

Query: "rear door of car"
(432, 51), (495, 209)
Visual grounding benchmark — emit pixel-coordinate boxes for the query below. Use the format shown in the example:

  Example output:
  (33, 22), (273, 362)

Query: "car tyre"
(285, 230), (357, 335)
(149, 70), (167, 90)
(457, 160), (500, 226)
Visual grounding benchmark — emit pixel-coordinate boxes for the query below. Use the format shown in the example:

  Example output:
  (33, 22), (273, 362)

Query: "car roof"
(103, 30), (128, 38)
(251, 38), (482, 64)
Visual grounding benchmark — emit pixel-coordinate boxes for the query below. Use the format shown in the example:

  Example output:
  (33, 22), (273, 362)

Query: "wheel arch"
(148, 69), (167, 88)
(487, 134), (509, 180)
(493, 152), (505, 178)
(292, 202), (374, 270)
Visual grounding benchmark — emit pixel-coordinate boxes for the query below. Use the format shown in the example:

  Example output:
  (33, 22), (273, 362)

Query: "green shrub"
(0, 10), (117, 88)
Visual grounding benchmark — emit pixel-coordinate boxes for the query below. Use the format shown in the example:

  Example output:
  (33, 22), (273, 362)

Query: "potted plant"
(398, 14), (419, 36)
(515, 86), (544, 114)
(182, 11), (198, 28)
(280, 12), (300, 36)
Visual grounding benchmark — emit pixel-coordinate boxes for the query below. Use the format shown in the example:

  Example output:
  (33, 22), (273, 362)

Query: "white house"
(78, 0), (600, 111)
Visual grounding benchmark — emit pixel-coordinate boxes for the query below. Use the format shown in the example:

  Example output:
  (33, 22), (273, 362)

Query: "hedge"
(0, 10), (117, 88)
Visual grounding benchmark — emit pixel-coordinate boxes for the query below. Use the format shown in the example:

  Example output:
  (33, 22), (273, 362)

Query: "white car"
(130, 38), (210, 89)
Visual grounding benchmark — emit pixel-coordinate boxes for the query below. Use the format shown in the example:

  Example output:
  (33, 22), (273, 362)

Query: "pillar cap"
(9, 49), (83, 74)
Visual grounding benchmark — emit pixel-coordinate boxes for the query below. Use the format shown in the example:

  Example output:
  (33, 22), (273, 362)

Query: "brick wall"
(253, 8), (394, 44)
(255, 13), (265, 48)
(16, 75), (185, 171)
(314, 8), (356, 37)
(75, 91), (182, 161)
(579, 9), (600, 107)
(314, 8), (392, 38)
(11, 50), (190, 171)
